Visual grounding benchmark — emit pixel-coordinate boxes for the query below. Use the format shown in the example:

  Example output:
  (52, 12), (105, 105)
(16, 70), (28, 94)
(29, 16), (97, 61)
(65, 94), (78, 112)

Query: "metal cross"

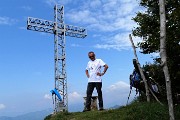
(27, 4), (87, 113)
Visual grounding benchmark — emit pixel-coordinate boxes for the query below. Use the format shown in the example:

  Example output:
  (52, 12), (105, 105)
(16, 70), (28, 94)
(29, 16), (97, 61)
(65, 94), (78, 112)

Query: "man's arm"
(97, 64), (109, 76)
(85, 69), (90, 78)
(101, 64), (108, 76)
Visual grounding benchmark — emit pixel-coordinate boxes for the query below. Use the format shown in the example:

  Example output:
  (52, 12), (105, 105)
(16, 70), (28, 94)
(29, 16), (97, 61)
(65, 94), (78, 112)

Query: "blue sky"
(0, 0), (157, 117)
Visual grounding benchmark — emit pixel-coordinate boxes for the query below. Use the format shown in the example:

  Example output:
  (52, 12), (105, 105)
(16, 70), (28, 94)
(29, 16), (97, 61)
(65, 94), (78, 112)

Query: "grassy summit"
(44, 102), (180, 120)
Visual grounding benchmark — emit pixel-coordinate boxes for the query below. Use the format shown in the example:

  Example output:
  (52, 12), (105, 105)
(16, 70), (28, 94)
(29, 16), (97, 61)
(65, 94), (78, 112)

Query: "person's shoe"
(83, 108), (90, 112)
(99, 108), (105, 111)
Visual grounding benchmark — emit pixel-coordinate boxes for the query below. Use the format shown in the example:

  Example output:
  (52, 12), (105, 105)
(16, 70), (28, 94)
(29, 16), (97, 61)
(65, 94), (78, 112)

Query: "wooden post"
(148, 86), (163, 105)
(129, 34), (150, 102)
(159, 0), (174, 119)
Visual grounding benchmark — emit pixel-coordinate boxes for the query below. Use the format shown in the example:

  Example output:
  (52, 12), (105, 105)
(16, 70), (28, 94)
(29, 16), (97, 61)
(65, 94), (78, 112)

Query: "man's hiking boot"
(83, 108), (90, 112)
(99, 108), (105, 111)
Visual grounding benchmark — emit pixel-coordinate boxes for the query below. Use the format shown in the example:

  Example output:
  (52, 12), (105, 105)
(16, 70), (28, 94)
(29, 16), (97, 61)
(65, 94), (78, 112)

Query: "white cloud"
(104, 81), (136, 106)
(66, 0), (139, 30)
(67, 10), (98, 25)
(94, 33), (141, 51)
(45, 0), (144, 51)
(94, 44), (130, 51)
(45, 0), (72, 6)
(107, 81), (130, 92)
(22, 6), (32, 11)
(0, 104), (6, 110)
(45, 0), (57, 6)
(68, 92), (83, 104)
(65, 0), (142, 51)
(44, 94), (51, 100)
(69, 92), (81, 98)
(90, 0), (102, 8)
(0, 17), (18, 25)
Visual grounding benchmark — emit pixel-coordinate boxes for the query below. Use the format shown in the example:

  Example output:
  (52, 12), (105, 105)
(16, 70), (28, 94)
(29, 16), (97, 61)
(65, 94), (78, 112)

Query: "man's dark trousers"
(85, 82), (103, 109)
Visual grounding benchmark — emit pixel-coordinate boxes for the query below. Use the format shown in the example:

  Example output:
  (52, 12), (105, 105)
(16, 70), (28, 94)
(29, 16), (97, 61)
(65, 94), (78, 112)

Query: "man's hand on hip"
(97, 72), (104, 76)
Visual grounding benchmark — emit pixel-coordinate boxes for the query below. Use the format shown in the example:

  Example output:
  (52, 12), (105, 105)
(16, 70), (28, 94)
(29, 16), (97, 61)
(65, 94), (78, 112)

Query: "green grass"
(44, 102), (180, 120)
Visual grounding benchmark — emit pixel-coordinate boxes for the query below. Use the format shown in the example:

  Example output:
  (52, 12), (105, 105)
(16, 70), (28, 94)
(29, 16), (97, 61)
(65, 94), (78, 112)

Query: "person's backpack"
(133, 71), (140, 81)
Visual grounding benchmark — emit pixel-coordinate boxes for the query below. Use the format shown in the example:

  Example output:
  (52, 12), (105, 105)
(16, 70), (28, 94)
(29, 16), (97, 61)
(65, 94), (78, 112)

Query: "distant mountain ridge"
(0, 105), (122, 120)
(0, 109), (53, 120)
(109, 105), (121, 109)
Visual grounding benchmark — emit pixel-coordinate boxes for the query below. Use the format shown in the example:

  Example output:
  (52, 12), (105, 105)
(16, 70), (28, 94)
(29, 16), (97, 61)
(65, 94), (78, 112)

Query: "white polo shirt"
(86, 59), (106, 82)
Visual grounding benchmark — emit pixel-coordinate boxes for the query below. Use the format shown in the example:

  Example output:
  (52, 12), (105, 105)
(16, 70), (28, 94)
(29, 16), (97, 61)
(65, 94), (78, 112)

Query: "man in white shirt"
(83, 51), (108, 111)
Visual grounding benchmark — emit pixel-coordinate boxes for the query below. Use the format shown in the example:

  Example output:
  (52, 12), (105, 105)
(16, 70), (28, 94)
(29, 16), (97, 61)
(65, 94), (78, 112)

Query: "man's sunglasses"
(89, 55), (95, 58)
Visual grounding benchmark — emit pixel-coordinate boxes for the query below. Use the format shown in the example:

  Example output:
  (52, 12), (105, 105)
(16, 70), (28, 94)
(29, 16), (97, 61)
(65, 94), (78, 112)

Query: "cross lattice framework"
(27, 4), (87, 112)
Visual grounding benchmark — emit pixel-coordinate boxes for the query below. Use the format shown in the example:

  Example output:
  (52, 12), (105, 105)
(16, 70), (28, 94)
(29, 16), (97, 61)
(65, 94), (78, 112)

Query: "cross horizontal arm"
(27, 17), (87, 38)
(65, 24), (87, 38)
(27, 17), (54, 34)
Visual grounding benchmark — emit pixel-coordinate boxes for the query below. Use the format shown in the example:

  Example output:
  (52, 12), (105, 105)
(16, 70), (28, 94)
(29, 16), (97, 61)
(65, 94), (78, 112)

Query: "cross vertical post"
(27, 4), (87, 113)
(54, 5), (67, 112)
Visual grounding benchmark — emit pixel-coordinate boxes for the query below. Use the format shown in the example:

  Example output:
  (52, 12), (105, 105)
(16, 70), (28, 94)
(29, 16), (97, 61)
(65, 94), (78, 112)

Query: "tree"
(132, 0), (180, 101)
(159, 0), (174, 119)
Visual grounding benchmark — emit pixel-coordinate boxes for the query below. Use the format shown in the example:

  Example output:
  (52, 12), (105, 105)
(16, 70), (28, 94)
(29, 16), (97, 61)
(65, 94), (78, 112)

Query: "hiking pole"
(126, 87), (132, 105)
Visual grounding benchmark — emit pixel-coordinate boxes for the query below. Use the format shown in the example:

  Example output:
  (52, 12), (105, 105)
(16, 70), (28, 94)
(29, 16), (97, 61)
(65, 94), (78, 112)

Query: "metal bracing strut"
(27, 4), (87, 113)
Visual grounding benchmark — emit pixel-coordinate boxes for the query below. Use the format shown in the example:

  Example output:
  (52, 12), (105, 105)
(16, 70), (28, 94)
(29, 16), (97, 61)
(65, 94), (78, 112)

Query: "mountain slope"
(45, 102), (180, 120)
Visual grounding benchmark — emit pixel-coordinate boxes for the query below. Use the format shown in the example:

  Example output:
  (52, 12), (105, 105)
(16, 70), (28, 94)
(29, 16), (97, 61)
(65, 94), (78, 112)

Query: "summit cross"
(27, 4), (87, 113)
